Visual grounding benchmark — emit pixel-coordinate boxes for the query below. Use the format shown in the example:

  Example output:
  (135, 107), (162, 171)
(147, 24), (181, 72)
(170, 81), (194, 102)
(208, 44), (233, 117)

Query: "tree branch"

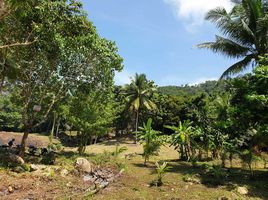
(0, 39), (37, 49)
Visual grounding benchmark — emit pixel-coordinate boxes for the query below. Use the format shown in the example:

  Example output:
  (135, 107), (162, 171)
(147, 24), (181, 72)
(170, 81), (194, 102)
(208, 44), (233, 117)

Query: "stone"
(75, 158), (92, 173)
(8, 186), (13, 193)
(30, 164), (39, 172)
(60, 169), (68, 177)
(184, 185), (189, 190)
(237, 187), (248, 195)
(66, 182), (72, 188)
(185, 177), (201, 184)
(71, 169), (80, 176)
(83, 175), (94, 182)
(99, 181), (109, 189)
(8, 154), (24, 165)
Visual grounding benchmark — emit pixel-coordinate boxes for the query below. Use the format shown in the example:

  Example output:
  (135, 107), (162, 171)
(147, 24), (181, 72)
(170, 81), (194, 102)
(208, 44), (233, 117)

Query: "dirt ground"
(0, 170), (97, 200)
(1, 133), (268, 200)
(0, 132), (51, 147)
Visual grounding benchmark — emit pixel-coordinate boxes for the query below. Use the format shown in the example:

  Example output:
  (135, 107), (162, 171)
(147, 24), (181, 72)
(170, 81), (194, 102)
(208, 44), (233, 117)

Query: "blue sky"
(81, 0), (237, 86)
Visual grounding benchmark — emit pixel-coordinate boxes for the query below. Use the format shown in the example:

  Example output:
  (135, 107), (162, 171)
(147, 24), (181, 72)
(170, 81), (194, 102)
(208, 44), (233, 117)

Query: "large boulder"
(74, 158), (92, 174)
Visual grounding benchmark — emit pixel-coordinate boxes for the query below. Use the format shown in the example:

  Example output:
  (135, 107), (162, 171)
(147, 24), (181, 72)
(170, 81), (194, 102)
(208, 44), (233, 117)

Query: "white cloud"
(164, 0), (234, 31)
(159, 75), (218, 86)
(114, 70), (133, 85)
(189, 77), (218, 86)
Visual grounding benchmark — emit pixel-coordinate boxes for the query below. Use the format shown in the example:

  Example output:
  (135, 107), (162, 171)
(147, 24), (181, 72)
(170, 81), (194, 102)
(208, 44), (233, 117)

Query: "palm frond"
(197, 35), (250, 58)
(220, 54), (255, 79)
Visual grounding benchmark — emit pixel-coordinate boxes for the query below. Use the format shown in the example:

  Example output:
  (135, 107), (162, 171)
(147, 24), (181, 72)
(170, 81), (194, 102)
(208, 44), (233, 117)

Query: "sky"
(81, 0), (237, 86)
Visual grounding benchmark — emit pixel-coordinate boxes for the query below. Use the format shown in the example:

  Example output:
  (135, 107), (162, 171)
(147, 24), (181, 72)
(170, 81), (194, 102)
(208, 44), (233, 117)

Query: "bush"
(204, 165), (227, 185)
(151, 162), (170, 187)
(41, 152), (56, 165)
(48, 143), (63, 152)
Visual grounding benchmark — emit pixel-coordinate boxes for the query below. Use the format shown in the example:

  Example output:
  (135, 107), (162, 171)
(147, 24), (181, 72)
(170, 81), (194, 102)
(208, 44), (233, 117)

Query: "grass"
(84, 139), (268, 200)
(1, 133), (268, 199)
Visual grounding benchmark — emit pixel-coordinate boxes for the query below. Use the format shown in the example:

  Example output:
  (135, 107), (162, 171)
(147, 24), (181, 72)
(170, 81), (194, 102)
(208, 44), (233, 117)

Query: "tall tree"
(1, 0), (123, 155)
(124, 73), (156, 143)
(198, 0), (268, 78)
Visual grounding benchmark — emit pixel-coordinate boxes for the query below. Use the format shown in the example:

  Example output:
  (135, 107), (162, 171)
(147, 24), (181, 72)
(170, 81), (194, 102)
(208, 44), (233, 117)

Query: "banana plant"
(137, 118), (162, 165)
(165, 120), (194, 161)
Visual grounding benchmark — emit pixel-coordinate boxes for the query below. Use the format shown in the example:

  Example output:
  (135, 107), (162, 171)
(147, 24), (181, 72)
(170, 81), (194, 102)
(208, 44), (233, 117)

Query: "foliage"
(65, 87), (116, 155)
(0, 93), (22, 131)
(0, 0), (123, 155)
(165, 120), (196, 161)
(112, 145), (128, 158)
(124, 74), (157, 142)
(137, 118), (162, 165)
(205, 165), (227, 185)
(151, 162), (170, 187)
(239, 149), (261, 176)
(198, 0), (268, 78)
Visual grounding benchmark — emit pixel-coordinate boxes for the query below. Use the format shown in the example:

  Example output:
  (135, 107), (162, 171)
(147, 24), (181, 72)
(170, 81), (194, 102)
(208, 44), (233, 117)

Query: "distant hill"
(158, 80), (227, 96)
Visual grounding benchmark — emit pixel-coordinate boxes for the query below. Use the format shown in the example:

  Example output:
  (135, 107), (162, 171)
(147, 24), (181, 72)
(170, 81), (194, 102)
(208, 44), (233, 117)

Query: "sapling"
(151, 162), (170, 186)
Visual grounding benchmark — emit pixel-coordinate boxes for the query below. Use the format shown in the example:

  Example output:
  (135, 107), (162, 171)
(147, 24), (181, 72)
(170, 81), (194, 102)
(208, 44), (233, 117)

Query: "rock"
(60, 169), (68, 177)
(8, 154), (24, 165)
(184, 185), (189, 190)
(184, 177), (201, 184)
(66, 182), (72, 188)
(8, 186), (13, 193)
(237, 187), (248, 195)
(30, 164), (39, 172)
(87, 184), (96, 191)
(83, 175), (94, 182)
(99, 181), (109, 189)
(72, 169), (79, 176)
(13, 185), (20, 190)
(75, 158), (92, 173)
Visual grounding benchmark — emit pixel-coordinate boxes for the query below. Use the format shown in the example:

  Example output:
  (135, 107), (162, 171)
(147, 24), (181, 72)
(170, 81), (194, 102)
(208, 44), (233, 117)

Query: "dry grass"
(1, 133), (268, 200)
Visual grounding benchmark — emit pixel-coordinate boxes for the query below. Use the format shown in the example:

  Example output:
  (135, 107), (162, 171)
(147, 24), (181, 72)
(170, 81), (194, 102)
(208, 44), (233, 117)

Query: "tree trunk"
(135, 110), (139, 144)
(221, 151), (227, 168)
(55, 117), (60, 138)
(50, 113), (56, 143)
(94, 135), (98, 144)
(229, 152), (233, 168)
(198, 149), (203, 160)
(19, 128), (30, 157)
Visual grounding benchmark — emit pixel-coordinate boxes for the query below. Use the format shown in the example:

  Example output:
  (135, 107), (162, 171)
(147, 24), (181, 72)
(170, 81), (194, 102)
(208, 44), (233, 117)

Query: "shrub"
(137, 118), (162, 165)
(151, 162), (170, 187)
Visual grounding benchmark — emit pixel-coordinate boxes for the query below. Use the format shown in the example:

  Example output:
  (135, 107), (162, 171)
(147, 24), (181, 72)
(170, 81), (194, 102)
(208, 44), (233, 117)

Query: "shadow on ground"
(157, 159), (268, 199)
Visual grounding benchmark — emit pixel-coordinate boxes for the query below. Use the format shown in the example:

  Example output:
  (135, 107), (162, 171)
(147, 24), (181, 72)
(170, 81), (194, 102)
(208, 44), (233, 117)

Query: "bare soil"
(0, 132), (50, 147)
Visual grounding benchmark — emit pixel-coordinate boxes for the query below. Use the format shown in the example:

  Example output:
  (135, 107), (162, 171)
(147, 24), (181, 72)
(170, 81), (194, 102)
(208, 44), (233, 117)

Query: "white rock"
(237, 187), (248, 195)
(75, 158), (92, 173)
(60, 169), (68, 177)
(8, 154), (24, 165)
(30, 164), (39, 171)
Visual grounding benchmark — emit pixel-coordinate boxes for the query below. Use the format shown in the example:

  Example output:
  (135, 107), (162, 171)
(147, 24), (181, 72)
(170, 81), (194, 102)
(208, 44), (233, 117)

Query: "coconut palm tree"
(124, 73), (156, 143)
(198, 0), (268, 78)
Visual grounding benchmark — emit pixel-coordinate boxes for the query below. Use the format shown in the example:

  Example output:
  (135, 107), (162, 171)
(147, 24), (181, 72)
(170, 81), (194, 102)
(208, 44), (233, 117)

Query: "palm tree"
(124, 73), (156, 143)
(198, 0), (268, 78)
